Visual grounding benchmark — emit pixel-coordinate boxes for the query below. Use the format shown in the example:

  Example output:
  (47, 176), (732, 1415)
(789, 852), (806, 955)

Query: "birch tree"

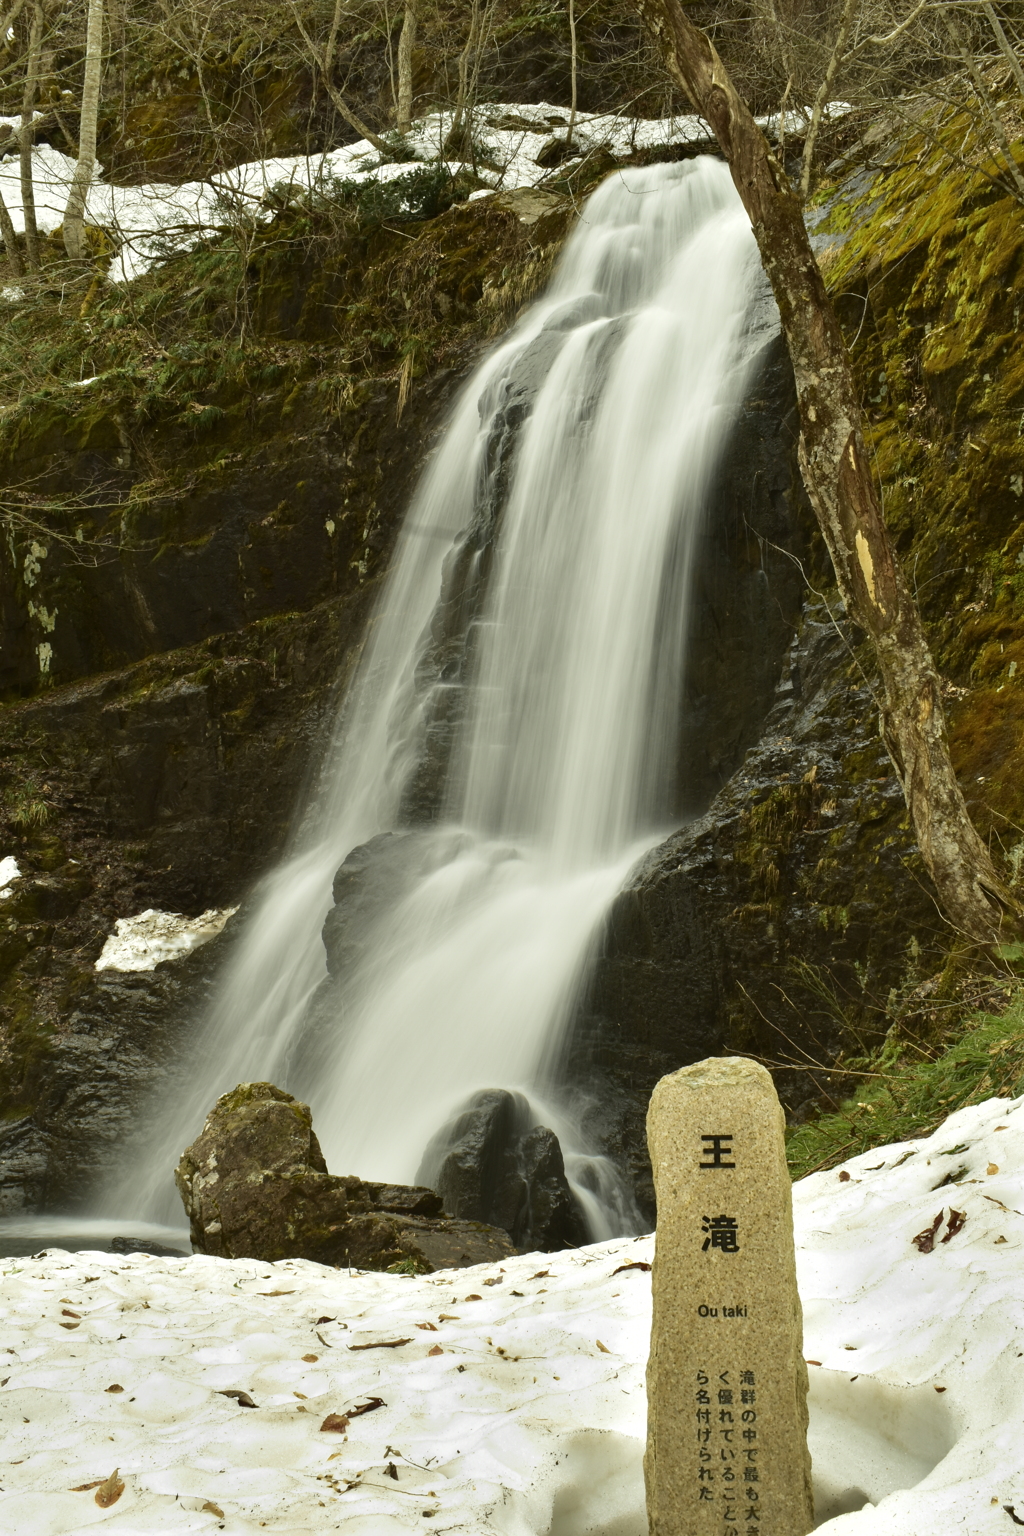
(63, 0), (103, 260)
(634, 0), (1018, 945)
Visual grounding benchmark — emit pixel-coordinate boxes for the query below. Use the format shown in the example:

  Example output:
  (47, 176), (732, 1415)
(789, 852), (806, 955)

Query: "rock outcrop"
(418, 1089), (588, 1253)
(175, 1081), (516, 1270)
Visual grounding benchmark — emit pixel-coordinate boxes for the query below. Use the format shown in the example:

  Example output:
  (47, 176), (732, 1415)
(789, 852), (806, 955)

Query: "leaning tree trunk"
(634, 0), (1016, 945)
(63, 0), (103, 261)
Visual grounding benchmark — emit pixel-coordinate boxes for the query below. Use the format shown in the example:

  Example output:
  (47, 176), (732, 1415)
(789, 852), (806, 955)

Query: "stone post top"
(653, 1056), (775, 1093)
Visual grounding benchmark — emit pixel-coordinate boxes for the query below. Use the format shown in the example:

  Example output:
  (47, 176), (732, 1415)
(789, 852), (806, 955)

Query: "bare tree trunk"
(63, 0), (103, 260)
(982, 1), (1024, 101)
(0, 188), (24, 278)
(18, 0), (43, 271)
(799, 0), (859, 199)
(447, 0), (481, 152)
(291, 1), (390, 154)
(396, 0), (417, 132)
(565, 0), (579, 151)
(634, 0), (1017, 944)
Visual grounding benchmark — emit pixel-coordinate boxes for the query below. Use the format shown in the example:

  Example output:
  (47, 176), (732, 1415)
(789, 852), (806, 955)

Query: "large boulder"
(418, 1089), (588, 1252)
(174, 1081), (515, 1271)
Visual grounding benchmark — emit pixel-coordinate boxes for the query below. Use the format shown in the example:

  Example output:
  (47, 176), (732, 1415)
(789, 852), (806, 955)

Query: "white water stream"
(121, 158), (767, 1237)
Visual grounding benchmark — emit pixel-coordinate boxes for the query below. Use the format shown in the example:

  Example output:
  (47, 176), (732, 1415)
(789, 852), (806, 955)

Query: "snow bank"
(4, 1095), (1021, 1533)
(0, 100), (827, 286)
(94, 906), (237, 972)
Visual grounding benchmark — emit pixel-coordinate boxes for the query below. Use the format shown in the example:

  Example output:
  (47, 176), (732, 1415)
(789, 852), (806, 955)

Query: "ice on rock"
(2, 1095), (1024, 1532)
(95, 906), (237, 972)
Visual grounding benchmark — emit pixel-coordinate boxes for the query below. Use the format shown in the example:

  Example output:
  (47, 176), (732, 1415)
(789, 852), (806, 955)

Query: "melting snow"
(0, 101), (827, 285)
(94, 906), (238, 972)
(1, 1095), (1023, 1531)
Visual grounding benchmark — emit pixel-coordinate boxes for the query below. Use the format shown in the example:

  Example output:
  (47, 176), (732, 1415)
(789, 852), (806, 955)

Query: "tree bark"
(634, 0), (1017, 944)
(63, 0), (103, 260)
(0, 187), (24, 278)
(19, 0), (43, 271)
(396, 0), (417, 133)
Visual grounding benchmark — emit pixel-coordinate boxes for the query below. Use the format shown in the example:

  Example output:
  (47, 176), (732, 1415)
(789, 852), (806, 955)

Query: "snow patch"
(0, 854), (20, 898)
(1, 1097), (1024, 1531)
(0, 101), (825, 286)
(95, 906), (238, 972)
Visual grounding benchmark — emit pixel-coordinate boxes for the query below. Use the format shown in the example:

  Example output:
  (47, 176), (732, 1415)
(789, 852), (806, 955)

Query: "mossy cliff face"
(573, 114), (1024, 1217)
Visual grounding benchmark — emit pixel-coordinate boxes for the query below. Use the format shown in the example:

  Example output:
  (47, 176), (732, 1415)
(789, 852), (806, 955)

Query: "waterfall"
(121, 157), (768, 1237)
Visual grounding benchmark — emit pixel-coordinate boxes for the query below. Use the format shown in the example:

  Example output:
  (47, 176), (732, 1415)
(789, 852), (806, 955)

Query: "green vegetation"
(785, 980), (1024, 1179)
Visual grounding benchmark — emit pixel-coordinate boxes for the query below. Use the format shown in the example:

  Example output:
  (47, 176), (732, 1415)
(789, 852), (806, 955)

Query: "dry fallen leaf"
(941, 1208), (966, 1244)
(302, 1354), (319, 1362)
(530, 1271), (550, 1280)
(987, 1163), (999, 1175)
(596, 1340), (610, 1354)
(483, 1276), (502, 1286)
(94, 1469), (125, 1508)
(838, 1170), (851, 1183)
(348, 1338), (411, 1351)
(315, 1315), (336, 1325)
(912, 1210), (944, 1254)
(202, 1501), (225, 1517)
(463, 1295), (482, 1302)
(416, 1322), (438, 1331)
(428, 1344), (443, 1356)
(320, 1413), (351, 1433)
(70, 1480), (105, 1492)
(612, 1261), (651, 1275)
(258, 1289), (295, 1297)
(105, 1384), (124, 1394)
(216, 1389), (257, 1408)
(60, 1321), (80, 1330)
(61, 1309), (80, 1318)
(438, 1314), (460, 1321)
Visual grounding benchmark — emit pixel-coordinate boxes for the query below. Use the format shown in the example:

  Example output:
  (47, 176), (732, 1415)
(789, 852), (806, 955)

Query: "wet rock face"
(175, 1081), (516, 1271)
(417, 1089), (588, 1253)
(570, 602), (936, 1223)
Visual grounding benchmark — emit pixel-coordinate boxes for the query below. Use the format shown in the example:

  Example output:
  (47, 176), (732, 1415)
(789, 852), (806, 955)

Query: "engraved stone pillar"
(645, 1057), (813, 1536)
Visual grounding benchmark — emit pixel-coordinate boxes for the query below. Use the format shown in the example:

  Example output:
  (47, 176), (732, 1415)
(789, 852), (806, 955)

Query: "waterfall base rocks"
(175, 1082), (515, 1270)
(419, 1089), (588, 1253)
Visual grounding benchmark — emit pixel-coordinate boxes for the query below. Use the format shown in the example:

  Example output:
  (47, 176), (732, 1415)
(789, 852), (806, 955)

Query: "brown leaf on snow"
(838, 1171), (851, 1183)
(530, 1271), (550, 1280)
(105, 1384), (124, 1393)
(302, 1354), (319, 1362)
(347, 1397), (386, 1418)
(428, 1345), (444, 1356)
(416, 1322), (439, 1331)
(941, 1209), (967, 1243)
(59, 1321), (80, 1330)
(315, 1316), (336, 1325)
(987, 1164), (999, 1176)
(912, 1211), (944, 1253)
(612, 1261), (652, 1275)
(320, 1414), (351, 1433)
(71, 1481), (105, 1492)
(94, 1469), (125, 1508)
(216, 1389), (257, 1407)
(202, 1501), (225, 1517)
(61, 1309), (80, 1318)
(348, 1338), (411, 1351)
(596, 1340), (611, 1353)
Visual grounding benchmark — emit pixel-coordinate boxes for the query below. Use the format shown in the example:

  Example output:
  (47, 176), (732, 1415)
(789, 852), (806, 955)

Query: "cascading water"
(120, 157), (770, 1238)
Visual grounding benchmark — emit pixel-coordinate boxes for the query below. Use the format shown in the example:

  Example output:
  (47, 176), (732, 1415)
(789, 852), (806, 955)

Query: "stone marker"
(645, 1058), (813, 1536)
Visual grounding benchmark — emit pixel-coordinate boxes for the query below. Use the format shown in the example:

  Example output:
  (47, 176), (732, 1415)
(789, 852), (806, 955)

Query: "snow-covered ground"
(0, 101), (824, 286)
(2, 1094), (1023, 1533)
